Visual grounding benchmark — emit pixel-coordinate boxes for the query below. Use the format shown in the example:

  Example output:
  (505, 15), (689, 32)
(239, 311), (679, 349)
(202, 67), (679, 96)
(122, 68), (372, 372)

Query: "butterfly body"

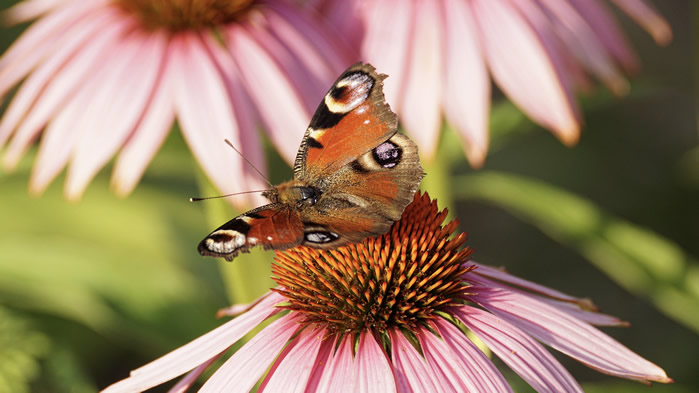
(199, 63), (423, 261)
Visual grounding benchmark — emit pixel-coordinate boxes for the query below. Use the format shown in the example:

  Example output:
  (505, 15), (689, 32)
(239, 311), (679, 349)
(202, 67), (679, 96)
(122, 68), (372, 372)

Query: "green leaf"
(0, 307), (50, 393)
(454, 171), (699, 333)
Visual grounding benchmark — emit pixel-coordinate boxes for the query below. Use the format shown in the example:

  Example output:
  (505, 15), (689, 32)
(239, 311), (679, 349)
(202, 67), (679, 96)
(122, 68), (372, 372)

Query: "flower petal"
(0, 7), (118, 148)
(360, 0), (412, 109)
(610, 0), (672, 45)
(258, 327), (326, 393)
(442, 0), (490, 167)
(170, 33), (250, 203)
(65, 31), (166, 200)
(418, 326), (474, 392)
(166, 352), (223, 393)
(471, 280), (672, 383)
(227, 25), (309, 164)
(355, 332), (397, 393)
(389, 329), (443, 393)
(472, 0), (580, 145)
(398, 0), (443, 159)
(567, 0), (638, 73)
(0, 0), (103, 96)
(538, 0), (629, 94)
(112, 39), (175, 197)
(200, 313), (301, 393)
(454, 305), (584, 393)
(100, 292), (284, 393)
(433, 319), (513, 393)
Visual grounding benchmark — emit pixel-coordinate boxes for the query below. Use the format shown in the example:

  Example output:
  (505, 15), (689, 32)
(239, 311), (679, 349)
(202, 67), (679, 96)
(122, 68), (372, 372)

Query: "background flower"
(317, 0), (672, 166)
(0, 0), (352, 202)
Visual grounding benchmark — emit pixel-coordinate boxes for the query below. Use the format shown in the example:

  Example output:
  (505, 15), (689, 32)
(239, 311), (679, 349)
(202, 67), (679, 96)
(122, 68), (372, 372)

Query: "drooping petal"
(470, 280), (672, 383)
(112, 38), (175, 197)
(171, 33), (248, 203)
(0, 7), (119, 147)
(200, 313), (300, 392)
(100, 292), (284, 393)
(227, 24), (309, 164)
(360, 0), (412, 110)
(26, 27), (135, 193)
(442, 0), (490, 167)
(398, 0), (443, 159)
(258, 327), (326, 393)
(472, 0), (580, 145)
(454, 305), (584, 393)
(201, 32), (268, 207)
(166, 352), (223, 393)
(433, 319), (513, 393)
(354, 332), (397, 393)
(538, 0), (629, 94)
(418, 326), (474, 392)
(389, 329), (443, 393)
(0, 0), (105, 96)
(65, 31), (166, 200)
(610, 0), (672, 45)
(3, 0), (104, 25)
(567, 0), (638, 73)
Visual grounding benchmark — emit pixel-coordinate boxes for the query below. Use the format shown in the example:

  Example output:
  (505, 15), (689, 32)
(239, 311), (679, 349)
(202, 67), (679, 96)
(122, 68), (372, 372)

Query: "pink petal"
(567, 0), (638, 73)
(312, 333), (396, 393)
(301, 334), (335, 392)
(112, 39), (175, 197)
(200, 313), (300, 392)
(442, 0), (490, 167)
(360, 0), (412, 110)
(355, 332), (397, 393)
(170, 33), (250, 203)
(0, 0), (103, 96)
(100, 292), (284, 393)
(454, 306), (584, 393)
(417, 328), (472, 391)
(3, 0), (102, 24)
(65, 31), (166, 200)
(201, 32), (268, 207)
(258, 327), (326, 393)
(0, 7), (118, 147)
(166, 352), (223, 393)
(470, 263), (584, 303)
(398, 0), (443, 159)
(266, 0), (353, 76)
(311, 0), (364, 49)
(471, 282), (672, 383)
(389, 329), (445, 393)
(538, 0), (629, 94)
(611, 0), (672, 45)
(27, 32), (133, 194)
(472, 0), (580, 145)
(227, 25), (310, 164)
(433, 319), (513, 393)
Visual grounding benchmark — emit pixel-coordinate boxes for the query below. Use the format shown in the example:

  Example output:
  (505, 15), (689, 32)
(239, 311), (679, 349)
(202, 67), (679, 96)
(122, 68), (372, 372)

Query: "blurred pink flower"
(318, 0), (672, 166)
(102, 193), (671, 392)
(0, 0), (352, 202)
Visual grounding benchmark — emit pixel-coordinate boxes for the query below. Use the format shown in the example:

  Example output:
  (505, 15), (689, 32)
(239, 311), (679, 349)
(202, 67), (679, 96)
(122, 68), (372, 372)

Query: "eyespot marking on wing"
(304, 231), (339, 244)
(324, 71), (374, 114)
(205, 229), (247, 254)
(372, 140), (402, 168)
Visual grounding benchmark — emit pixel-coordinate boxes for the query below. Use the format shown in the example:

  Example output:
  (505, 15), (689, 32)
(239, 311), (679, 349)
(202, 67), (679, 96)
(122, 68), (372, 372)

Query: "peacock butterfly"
(198, 63), (424, 261)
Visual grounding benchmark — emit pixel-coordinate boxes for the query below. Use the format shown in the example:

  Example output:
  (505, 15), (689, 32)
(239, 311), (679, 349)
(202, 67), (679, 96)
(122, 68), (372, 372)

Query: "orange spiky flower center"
(272, 192), (474, 335)
(116, 0), (255, 31)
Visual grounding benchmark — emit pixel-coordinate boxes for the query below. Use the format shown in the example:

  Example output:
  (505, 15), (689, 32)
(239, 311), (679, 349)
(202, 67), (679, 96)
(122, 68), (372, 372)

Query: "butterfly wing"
(298, 133), (423, 248)
(198, 204), (304, 261)
(294, 63), (398, 181)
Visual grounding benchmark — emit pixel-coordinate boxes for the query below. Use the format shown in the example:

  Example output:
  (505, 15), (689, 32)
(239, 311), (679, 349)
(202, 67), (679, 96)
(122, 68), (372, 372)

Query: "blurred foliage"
(0, 1), (697, 392)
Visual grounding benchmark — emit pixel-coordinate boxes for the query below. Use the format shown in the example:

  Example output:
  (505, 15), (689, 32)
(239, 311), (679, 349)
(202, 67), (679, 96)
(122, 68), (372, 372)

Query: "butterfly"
(198, 63), (424, 261)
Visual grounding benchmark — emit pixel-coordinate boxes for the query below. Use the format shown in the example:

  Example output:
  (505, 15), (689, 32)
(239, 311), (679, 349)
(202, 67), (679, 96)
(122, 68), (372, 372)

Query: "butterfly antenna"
(224, 139), (274, 188)
(189, 189), (268, 202)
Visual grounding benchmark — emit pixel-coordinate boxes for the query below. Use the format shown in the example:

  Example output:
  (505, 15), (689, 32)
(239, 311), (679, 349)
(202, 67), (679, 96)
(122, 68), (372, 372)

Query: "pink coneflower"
(0, 0), (351, 202)
(102, 192), (671, 392)
(317, 0), (672, 166)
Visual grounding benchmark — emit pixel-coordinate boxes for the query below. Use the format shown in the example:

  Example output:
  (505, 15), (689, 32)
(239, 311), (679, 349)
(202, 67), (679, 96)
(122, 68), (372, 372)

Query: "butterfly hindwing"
(198, 204), (304, 261)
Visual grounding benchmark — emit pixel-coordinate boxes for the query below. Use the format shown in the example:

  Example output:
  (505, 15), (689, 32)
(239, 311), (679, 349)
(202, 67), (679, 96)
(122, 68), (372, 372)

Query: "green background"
(1, 1), (697, 392)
